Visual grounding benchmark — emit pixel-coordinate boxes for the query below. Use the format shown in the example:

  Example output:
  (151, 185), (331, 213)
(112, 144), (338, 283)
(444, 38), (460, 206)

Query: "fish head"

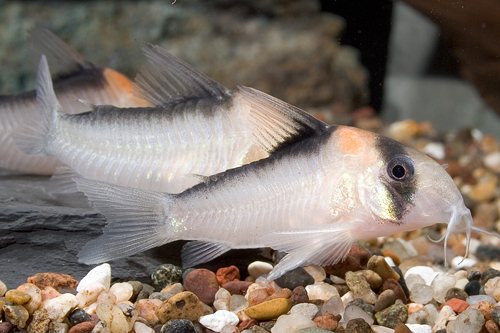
(355, 134), (472, 258)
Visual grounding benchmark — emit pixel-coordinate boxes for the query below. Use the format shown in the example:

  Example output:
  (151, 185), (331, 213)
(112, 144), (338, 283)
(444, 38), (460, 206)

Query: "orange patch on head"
(337, 126), (374, 155)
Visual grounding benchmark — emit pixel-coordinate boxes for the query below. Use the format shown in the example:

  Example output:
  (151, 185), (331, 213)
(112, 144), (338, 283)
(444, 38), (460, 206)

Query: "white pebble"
(96, 303), (129, 333)
(91, 321), (110, 333)
(270, 314), (315, 333)
(77, 283), (106, 308)
(288, 303), (319, 320)
(214, 288), (231, 311)
(341, 291), (354, 308)
(199, 310), (239, 332)
(485, 277), (500, 300)
(410, 284), (433, 304)
(453, 307), (485, 333)
(406, 324), (432, 333)
(466, 294), (497, 304)
(109, 282), (133, 303)
(384, 257), (396, 267)
(404, 266), (438, 286)
(451, 256), (477, 269)
(372, 326), (394, 333)
(134, 322), (154, 333)
(455, 278), (469, 290)
(305, 282), (339, 301)
(484, 152), (500, 172)
(431, 273), (456, 304)
(423, 142), (445, 160)
(344, 305), (374, 325)
(321, 295), (344, 315)
(77, 263), (111, 292)
(406, 274), (426, 291)
(0, 280), (7, 297)
(432, 305), (456, 332)
(229, 295), (248, 313)
(43, 293), (79, 322)
(303, 265), (326, 282)
(248, 261), (273, 279)
(382, 238), (417, 260)
(329, 275), (346, 284)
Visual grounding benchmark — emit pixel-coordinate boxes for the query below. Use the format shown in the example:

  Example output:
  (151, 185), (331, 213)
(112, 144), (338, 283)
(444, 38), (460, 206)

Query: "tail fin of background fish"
(12, 55), (63, 156)
(74, 177), (174, 264)
(132, 42), (231, 107)
(27, 26), (99, 80)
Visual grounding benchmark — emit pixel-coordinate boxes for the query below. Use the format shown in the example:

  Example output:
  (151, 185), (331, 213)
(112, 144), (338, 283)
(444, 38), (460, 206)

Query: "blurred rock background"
(0, 0), (369, 121)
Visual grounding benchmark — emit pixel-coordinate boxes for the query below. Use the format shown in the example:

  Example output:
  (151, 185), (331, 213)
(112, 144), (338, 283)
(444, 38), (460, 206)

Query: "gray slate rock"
(0, 171), (265, 288)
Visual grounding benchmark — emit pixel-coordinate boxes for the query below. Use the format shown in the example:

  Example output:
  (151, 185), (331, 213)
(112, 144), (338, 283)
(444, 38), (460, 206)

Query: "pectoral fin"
(181, 241), (231, 268)
(261, 227), (354, 280)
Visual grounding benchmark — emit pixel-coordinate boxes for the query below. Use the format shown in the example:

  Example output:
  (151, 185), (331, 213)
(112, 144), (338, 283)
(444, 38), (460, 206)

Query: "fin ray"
(181, 241), (231, 268)
(12, 55), (62, 156)
(238, 86), (329, 154)
(262, 227), (354, 280)
(134, 43), (230, 106)
(74, 178), (174, 264)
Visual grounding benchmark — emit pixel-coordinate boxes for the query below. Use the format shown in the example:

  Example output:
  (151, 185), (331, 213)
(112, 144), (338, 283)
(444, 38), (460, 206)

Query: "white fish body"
(75, 87), (480, 279)
(0, 27), (149, 175)
(14, 44), (267, 193)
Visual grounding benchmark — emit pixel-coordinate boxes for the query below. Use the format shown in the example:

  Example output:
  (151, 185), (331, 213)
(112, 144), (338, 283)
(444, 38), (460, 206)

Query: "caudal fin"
(12, 55), (62, 156)
(74, 178), (175, 264)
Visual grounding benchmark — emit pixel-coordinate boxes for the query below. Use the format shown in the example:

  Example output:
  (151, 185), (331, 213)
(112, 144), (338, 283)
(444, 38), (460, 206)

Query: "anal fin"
(181, 241), (231, 268)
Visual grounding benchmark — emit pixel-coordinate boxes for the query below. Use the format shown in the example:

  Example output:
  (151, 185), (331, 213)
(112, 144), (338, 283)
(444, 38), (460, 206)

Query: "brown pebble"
(0, 322), (13, 333)
(374, 289), (396, 312)
(345, 318), (374, 333)
(324, 245), (370, 279)
(28, 272), (78, 291)
(486, 319), (500, 333)
(216, 265), (240, 285)
(381, 249), (401, 266)
(222, 280), (253, 296)
(394, 323), (412, 333)
(68, 321), (97, 333)
(471, 301), (494, 320)
(248, 288), (271, 306)
(156, 291), (210, 323)
(26, 308), (50, 333)
(269, 288), (292, 300)
(184, 269), (219, 305)
(445, 287), (469, 302)
(314, 313), (339, 331)
(40, 286), (61, 302)
(379, 278), (408, 304)
(291, 286), (309, 304)
(237, 318), (257, 331)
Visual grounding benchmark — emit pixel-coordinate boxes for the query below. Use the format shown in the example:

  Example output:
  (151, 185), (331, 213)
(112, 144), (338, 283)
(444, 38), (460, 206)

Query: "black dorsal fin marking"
(133, 42), (231, 107)
(238, 86), (329, 154)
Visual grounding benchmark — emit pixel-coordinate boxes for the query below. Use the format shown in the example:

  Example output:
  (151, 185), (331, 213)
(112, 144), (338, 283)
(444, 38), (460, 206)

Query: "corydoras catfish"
(1, 27), (150, 175)
(74, 86), (493, 279)
(14, 44), (268, 193)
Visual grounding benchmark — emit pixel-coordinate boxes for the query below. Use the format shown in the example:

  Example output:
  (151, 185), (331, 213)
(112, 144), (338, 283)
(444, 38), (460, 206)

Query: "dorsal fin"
(238, 86), (330, 154)
(28, 26), (98, 80)
(133, 42), (231, 107)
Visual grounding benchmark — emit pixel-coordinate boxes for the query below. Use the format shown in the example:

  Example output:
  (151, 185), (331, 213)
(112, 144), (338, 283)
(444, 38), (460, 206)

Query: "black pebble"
(467, 271), (481, 281)
(161, 319), (196, 333)
(464, 280), (481, 296)
(476, 245), (500, 261)
(274, 267), (314, 290)
(481, 268), (500, 285)
(491, 306), (500, 326)
(151, 264), (183, 290)
(68, 308), (91, 326)
(346, 298), (374, 316)
(392, 266), (409, 297)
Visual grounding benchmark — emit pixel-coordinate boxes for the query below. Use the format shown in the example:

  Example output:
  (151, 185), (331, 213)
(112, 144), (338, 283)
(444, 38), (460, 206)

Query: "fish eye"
(387, 155), (415, 182)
